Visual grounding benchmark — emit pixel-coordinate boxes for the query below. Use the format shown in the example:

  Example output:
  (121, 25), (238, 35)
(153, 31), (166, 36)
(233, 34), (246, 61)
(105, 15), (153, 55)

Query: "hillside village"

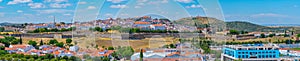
(1, 16), (300, 61)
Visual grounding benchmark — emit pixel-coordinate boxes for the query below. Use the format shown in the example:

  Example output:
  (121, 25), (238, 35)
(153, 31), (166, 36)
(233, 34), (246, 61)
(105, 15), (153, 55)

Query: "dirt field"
(227, 36), (291, 42)
(18, 38), (68, 45)
(78, 37), (178, 49)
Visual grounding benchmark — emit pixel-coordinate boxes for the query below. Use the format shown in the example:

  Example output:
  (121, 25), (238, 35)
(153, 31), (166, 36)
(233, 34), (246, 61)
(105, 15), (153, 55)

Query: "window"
(259, 48), (264, 50)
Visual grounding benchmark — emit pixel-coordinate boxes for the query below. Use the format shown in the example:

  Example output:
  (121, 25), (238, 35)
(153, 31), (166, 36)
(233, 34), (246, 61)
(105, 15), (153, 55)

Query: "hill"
(174, 16), (226, 32)
(225, 21), (266, 32)
(173, 17), (292, 32)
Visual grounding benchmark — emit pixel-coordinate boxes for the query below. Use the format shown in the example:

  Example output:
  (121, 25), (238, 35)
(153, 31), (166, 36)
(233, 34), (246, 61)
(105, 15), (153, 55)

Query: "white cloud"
(110, 4), (127, 8)
(35, 9), (73, 14)
(134, 6), (141, 8)
(162, 0), (168, 3)
(176, 0), (193, 3)
(107, 0), (125, 3)
(50, 3), (71, 8)
(294, 5), (298, 8)
(7, 0), (32, 5)
(28, 3), (45, 8)
(17, 10), (23, 13)
(78, 1), (87, 4)
(44, 0), (68, 3)
(0, 13), (4, 17)
(251, 13), (288, 18)
(87, 6), (96, 9)
(186, 4), (202, 8)
(0, 0), (2, 2)
(63, 13), (71, 16)
(105, 13), (113, 17)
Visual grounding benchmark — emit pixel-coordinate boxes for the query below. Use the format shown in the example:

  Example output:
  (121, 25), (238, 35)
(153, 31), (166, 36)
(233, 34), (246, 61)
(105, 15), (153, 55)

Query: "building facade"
(221, 44), (280, 61)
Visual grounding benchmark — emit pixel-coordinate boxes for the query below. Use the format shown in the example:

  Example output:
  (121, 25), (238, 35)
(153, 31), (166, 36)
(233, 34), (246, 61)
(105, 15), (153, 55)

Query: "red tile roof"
(152, 24), (164, 26)
(134, 21), (150, 24)
(0, 36), (4, 38)
(5, 47), (17, 50)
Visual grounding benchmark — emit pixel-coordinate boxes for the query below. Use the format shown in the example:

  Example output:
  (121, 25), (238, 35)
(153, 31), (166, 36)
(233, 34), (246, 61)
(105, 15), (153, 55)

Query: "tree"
(55, 42), (64, 47)
(0, 27), (4, 32)
(94, 27), (103, 32)
(49, 39), (58, 45)
(66, 38), (72, 44)
(5, 36), (16, 42)
(0, 46), (5, 50)
(60, 22), (66, 25)
(260, 34), (266, 38)
(268, 34), (275, 37)
(40, 40), (44, 45)
(115, 46), (134, 59)
(140, 49), (143, 61)
(62, 56), (69, 60)
(50, 28), (59, 32)
(297, 34), (300, 37)
(28, 40), (37, 47)
(0, 50), (8, 55)
(229, 30), (239, 35)
(69, 56), (77, 61)
(285, 39), (294, 44)
(10, 40), (20, 45)
(169, 44), (176, 48)
(107, 47), (114, 50)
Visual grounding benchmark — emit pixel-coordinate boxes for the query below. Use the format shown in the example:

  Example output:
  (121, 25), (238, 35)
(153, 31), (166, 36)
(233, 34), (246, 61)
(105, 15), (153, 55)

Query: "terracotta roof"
(0, 43), (4, 46)
(11, 45), (28, 48)
(5, 47), (17, 50)
(99, 48), (105, 52)
(53, 51), (60, 55)
(0, 36), (4, 38)
(280, 48), (289, 50)
(152, 24), (164, 26)
(42, 48), (50, 50)
(134, 21), (150, 24)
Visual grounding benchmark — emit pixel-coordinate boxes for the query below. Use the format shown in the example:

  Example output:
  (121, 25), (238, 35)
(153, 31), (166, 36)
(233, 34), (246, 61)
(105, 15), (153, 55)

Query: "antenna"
(53, 16), (56, 28)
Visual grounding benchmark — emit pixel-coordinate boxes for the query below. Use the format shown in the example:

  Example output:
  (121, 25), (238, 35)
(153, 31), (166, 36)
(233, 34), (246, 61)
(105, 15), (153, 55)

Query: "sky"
(0, 0), (299, 24)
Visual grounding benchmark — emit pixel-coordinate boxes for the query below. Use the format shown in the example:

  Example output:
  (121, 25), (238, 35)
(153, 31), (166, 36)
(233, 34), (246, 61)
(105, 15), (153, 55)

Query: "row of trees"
(226, 39), (300, 45)
(28, 38), (73, 48)
(0, 53), (79, 61)
(162, 44), (177, 48)
(0, 36), (22, 47)
(0, 27), (4, 32)
(228, 29), (248, 35)
(225, 41), (266, 45)
(273, 39), (300, 44)
(0, 36), (73, 49)
(91, 26), (179, 33)
(30, 27), (75, 33)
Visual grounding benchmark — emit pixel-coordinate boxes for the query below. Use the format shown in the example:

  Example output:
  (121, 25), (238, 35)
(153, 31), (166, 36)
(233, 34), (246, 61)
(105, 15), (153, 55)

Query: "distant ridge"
(262, 24), (300, 27)
(0, 22), (14, 26)
(225, 21), (266, 32)
(174, 17), (293, 32)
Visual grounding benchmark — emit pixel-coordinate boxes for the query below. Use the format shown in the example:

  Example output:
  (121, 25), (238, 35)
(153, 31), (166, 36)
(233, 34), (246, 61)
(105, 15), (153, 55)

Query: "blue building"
(221, 44), (280, 61)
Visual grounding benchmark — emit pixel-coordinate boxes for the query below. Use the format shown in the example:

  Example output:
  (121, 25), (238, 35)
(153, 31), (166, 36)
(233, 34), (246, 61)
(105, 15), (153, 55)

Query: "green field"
(290, 48), (300, 50)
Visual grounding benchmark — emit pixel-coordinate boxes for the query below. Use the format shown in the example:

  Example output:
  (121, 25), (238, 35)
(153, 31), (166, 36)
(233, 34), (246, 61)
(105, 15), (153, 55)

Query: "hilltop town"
(1, 16), (300, 61)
